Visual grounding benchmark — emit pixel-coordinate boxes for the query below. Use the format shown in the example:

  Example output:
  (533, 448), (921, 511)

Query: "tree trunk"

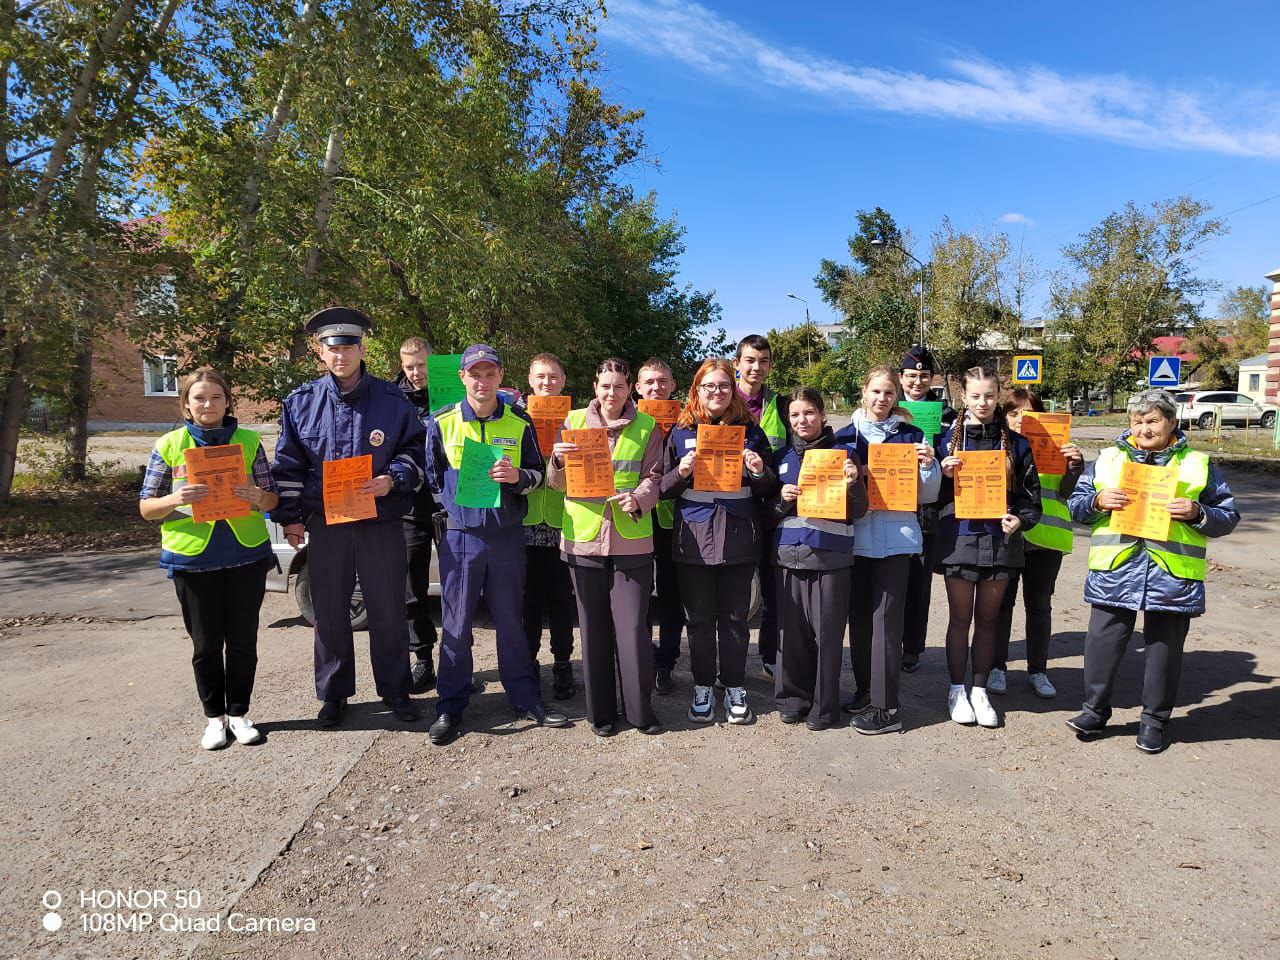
(62, 339), (94, 481)
(0, 337), (33, 501)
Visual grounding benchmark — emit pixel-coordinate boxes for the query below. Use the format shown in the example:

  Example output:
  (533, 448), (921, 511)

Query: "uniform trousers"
(901, 533), (935, 658)
(850, 554), (911, 710)
(306, 516), (412, 701)
(994, 547), (1064, 674)
(651, 525), (685, 669)
(680, 561), (755, 688)
(756, 552), (779, 665)
(402, 519), (438, 661)
(173, 559), (270, 717)
(522, 543), (575, 664)
(1080, 604), (1191, 731)
(436, 526), (541, 716)
(775, 565), (849, 726)
(568, 555), (656, 728)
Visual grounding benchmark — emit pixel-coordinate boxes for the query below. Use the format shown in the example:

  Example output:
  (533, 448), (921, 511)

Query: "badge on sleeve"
(369, 429), (385, 447)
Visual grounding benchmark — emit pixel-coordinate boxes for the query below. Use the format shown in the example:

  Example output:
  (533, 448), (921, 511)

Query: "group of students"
(142, 307), (1239, 756)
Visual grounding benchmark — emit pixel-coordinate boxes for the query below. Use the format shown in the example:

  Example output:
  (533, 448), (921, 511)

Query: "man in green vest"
(1065, 389), (1239, 754)
(735, 334), (790, 678)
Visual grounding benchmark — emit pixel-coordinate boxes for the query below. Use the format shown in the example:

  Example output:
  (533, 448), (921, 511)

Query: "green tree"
(763, 324), (830, 396)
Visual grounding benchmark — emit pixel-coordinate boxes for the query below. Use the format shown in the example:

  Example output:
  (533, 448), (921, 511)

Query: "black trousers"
(1081, 604), (1191, 730)
(776, 565), (849, 725)
(173, 559), (270, 718)
(569, 557), (656, 728)
(994, 548), (1064, 674)
(403, 519), (438, 660)
(522, 543), (575, 664)
(681, 561), (755, 688)
(757, 551), (779, 665)
(849, 554), (911, 711)
(901, 533), (935, 658)
(306, 516), (412, 701)
(651, 525), (685, 669)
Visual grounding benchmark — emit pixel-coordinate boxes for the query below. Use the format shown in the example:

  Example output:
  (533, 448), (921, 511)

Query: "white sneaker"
(201, 716), (228, 750)
(948, 687), (976, 725)
(986, 667), (1007, 695)
(227, 715), (262, 745)
(688, 685), (715, 724)
(723, 686), (754, 725)
(1029, 672), (1057, 699)
(969, 686), (1000, 728)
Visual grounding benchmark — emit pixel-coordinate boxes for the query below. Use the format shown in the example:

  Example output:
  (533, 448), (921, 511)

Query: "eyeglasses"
(698, 382), (734, 394)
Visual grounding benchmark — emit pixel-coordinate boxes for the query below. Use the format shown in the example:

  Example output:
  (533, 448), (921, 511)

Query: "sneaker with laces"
(723, 686), (754, 725)
(201, 716), (228, 750)
(986, 667), (1007, 694)
(688, 685), (715, 724)
(227, 715), (261, 745)
(852, 707), (902, 735)
(948, 687), (976, 725)
(1029, 672), (1057, 699)
(841, 691), (872, 715)
(969, 686), (1000, 728)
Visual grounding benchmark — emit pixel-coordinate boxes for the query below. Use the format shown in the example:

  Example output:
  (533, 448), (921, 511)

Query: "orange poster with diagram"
(322, 455), (377, 525)
(638, 399), (682, 435)
(527, 395), (572, 456)
(562, 428), (615, 499)
(182, 444), (251, 524)
(693, 424), (746, 493)
(866, 444), (918, 512)
(954, 450), (1007, 520)
(1110, 460), (1176, 541)
(797, 448), (849, 520)
(1020, 411), (1072, 475)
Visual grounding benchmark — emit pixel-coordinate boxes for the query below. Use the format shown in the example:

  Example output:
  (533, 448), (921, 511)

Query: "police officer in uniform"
(272, 307), (426, 727)
(424, 344), (571, 745)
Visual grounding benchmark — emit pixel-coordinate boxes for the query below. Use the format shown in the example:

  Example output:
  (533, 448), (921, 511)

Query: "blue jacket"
(1068, 431), (1239, 616)
(835, 412), (941, 558)
(424, 397), (544, 535)
(272, 366), (425, 526)
(768, 427), (866, 562)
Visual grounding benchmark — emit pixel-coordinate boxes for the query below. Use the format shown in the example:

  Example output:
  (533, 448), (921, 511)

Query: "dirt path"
(2, 472), (1277, 959)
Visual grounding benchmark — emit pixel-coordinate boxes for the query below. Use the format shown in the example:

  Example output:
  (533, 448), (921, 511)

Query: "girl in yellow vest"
(547, 359), (664, 736)
(1066, 389), (1239, 754)
(138, 369), (279, 750)
(991, 387), (1084, 700)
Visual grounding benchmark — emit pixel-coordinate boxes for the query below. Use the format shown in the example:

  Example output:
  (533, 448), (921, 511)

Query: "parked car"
(266, 520), (441, 630)
(1174, 391), (1278, 430)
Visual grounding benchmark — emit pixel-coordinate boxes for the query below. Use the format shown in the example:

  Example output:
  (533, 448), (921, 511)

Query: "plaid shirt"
(139, 445), (276, 500)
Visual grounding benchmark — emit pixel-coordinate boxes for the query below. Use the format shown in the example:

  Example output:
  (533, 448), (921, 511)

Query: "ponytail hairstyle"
(593, 356), (631, 385)
(679, 358), (751, 427)
(948, 364), (1015, 483)
(860, 364), (911, 421)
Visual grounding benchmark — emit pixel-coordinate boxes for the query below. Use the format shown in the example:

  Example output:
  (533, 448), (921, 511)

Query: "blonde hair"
(860, 365), (911, 420)
(179, 367), (233, 419)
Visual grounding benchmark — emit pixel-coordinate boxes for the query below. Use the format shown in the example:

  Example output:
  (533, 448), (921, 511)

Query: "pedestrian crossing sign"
(1012, 355), (1042, 384)
(1148, 356), (1181, 387)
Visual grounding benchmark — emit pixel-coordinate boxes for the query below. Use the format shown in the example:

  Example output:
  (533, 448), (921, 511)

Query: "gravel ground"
(2, 471), (1277, 960)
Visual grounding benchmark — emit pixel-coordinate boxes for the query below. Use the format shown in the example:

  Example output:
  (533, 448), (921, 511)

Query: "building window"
(143, 355), (178, 396)
(1249, 373), (1261, 392)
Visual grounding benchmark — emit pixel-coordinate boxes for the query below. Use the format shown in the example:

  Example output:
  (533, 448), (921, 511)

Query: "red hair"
(678, 358), (751, 428)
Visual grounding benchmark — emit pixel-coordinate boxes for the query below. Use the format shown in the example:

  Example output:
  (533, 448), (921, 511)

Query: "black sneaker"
(655, 665), (675, 695)
(805, 717), (833, 731)
(1135, 722), (1168, 754)
(852, 707), (902, 735)
(552, 662), (577, 700)
(1066, 711), (1107, 737)
(410, 658), (436, 694)
(841, 691), (872, 715)
(901, 654), (920, 674)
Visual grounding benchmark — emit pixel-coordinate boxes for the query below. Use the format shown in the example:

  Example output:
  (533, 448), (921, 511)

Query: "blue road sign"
(1148, 356), (1181, 387)
(1012, 355), (1042, 384)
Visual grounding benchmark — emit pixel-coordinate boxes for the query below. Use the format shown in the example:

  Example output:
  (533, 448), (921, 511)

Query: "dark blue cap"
(460, 343), (503, 369)
(900, 345), (936, 373)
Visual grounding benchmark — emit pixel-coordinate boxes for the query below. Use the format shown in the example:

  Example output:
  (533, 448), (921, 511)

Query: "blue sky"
(594, 0), (1280, 343)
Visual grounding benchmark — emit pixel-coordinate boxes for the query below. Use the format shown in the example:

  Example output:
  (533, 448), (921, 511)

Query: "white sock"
(972, 685), (987, 694)
(949, 683), (966, 695)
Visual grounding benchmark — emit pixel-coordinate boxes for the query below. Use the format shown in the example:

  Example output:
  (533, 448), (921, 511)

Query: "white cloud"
(999, 212), (1035, 226)
(600, 0), (1280, 158)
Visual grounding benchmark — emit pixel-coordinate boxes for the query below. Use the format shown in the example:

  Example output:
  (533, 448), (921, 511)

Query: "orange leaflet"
(954, 450), (1008, 520)
(637, 399), (682, 436)
(693, 424), (746, 493)
(1020, 411), (1072, 475)
(867, 443), (918, 512)
(182, 444), (251, 524)
(527, 395), (572, 456)
(1110, 460), (1176, 541)
(322, 455), (377, 525)
(797, 448), (849, 520)
(562, 428), (615, 499)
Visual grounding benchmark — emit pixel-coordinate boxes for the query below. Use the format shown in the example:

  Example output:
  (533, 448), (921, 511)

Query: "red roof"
(1138, 335), (1235, 365)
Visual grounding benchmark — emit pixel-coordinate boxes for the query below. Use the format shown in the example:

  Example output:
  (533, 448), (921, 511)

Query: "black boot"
(552, 661), (576, 700)
(410, 657), (436, 694)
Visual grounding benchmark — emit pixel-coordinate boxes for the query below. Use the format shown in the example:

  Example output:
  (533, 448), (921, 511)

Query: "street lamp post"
(786, 293), (814, 367)
(870, 238), (928, 347)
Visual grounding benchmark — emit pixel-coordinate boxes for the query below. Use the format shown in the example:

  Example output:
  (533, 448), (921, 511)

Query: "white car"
(1174, 391), (1278, 430)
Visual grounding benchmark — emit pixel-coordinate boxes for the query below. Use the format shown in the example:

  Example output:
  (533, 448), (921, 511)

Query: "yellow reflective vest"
(154, 427), (269, 557)
(560, 409), (656, 543)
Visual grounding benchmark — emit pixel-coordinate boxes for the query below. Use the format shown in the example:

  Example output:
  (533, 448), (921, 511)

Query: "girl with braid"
(934, 366), (1041, 728)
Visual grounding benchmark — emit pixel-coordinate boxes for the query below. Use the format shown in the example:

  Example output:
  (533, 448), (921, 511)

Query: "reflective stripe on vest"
(155, 427), (270, 557)
(1024, 472), (1074, 554)
(1087, 446), (1209, 581)
(681, 488), (751, 503)
(775, 513), (856, 553)
(759, 392), (787, 453)
(560, 409), (655, 543)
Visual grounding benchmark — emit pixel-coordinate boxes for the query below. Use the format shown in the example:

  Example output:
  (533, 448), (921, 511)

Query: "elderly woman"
(1065, 389), (1239, 754)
